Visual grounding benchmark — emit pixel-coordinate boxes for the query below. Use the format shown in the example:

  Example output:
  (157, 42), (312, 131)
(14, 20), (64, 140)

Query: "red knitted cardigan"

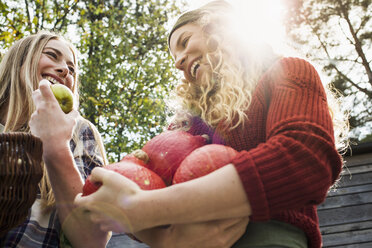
(187, 57), (343, 248)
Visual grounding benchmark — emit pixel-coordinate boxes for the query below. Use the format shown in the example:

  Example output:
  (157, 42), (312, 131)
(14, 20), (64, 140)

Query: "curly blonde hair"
(168, 0), (349, 151)
(168, 0), (278, 130)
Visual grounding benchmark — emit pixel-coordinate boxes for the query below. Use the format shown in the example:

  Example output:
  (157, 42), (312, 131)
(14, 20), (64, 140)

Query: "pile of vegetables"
(82, 130), (238, 195)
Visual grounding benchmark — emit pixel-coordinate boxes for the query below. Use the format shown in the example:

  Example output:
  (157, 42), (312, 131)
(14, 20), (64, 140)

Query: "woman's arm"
(74, 163), (251, 233)
(44, 144), (110, 247)
(29, 80), (110, 247)
(138, 164), (251, 227)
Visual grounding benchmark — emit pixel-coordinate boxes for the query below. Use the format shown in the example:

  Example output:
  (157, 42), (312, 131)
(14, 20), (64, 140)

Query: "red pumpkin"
(172, 144), (238, 184)
(141, 130), (208, 185)
(82, 160), (166, 196)
(82, 178), (102, 196)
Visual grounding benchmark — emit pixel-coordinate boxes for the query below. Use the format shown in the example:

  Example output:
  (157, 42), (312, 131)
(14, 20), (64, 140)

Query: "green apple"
(50, 84), (74, 114)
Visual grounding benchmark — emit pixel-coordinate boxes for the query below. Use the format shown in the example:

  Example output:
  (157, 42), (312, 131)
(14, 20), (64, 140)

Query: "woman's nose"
(56, 63), (69, 78)
(175, 55), (186, 70)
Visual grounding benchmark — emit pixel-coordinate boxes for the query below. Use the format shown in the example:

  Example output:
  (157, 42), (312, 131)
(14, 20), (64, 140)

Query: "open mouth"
(190, 59), (201, 78)
(43, 75), (59, 85)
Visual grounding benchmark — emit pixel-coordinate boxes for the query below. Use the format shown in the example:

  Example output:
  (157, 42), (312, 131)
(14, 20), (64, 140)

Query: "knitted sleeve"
(231, 57), (342, 221)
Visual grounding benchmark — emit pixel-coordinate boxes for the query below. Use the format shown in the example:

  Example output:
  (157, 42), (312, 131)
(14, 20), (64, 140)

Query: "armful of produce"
(82, 129), (238, 193)
(81, 130), (239, 240)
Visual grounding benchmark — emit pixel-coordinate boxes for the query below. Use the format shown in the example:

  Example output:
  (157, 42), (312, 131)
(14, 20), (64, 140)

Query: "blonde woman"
(0, 31), (110, 247)
(75, 1), (349, 247)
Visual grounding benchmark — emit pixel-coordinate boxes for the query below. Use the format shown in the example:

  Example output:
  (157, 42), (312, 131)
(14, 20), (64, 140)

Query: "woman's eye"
(182, 36), (190, 47)
(68, 66), (75, 75)
(45, 51), (57, 59)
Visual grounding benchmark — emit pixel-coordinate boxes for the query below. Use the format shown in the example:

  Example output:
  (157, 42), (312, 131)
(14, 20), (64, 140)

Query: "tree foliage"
(0, 0), (78, 47)
(283, 0), (371, 142)
(0, 0), (183, 161)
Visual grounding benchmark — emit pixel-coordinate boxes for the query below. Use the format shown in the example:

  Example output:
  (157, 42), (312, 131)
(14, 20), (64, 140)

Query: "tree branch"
(304, 14), (372, 98)
(24, 0), (32, 29)
(53, 0), (79, 31)
(336, 0), (372, 86)
(330, 63), (372, 98)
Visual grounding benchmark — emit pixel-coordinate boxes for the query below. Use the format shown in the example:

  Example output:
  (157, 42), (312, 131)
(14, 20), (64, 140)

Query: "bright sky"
(179, 0), (295, 56)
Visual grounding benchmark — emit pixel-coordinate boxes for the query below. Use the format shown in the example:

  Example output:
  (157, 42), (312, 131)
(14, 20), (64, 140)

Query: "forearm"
(134, 164), (251, 229)
(43, 144), (110, 247)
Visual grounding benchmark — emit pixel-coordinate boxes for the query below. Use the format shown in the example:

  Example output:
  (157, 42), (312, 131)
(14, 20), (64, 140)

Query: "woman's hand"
(74, 167), (145, 233)
(75, 168), (249, 248)
(29, 79), (79, 156)
(135, 218), (249, 248)
(75, 164), (252, 235)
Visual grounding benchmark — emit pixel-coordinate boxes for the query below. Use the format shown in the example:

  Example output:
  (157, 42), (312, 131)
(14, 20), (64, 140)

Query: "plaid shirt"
(0, 119), (104, 247)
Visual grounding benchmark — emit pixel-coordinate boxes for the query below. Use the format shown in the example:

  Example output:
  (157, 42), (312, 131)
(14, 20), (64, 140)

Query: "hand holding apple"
(30, 80), (79, 157)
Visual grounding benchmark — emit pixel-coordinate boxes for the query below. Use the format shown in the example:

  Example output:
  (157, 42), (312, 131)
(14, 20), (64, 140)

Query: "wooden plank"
(318, 191), (372, 210)
(334, 171), (372, 188)
(320, 220), (372, 233)
(318, 204), (372, 226)
(326, 184), (372, 197)
(319, 151), (372, 247)
(341, 164), (372, 175)
(322, 229), (372, 247)
(325, 242), (372, 248)
(344, 153), (372, 167)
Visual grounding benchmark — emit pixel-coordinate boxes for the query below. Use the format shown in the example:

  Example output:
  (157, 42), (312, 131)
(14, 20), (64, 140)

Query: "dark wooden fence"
(318, 142), (372, 247)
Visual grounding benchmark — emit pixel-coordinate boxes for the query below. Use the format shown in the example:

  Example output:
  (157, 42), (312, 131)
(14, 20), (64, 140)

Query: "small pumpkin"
(172, 144), (238, 184)
(82, 160), (166, 196)
(81, 177), (102, 196)
(141, 130), (208, 185)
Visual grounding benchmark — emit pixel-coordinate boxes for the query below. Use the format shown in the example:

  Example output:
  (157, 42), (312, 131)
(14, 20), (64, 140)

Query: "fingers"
(74, 168), (119, 207)
(29, 111), (39, 137)
(31, 89), (41, 108)
(90, 167), (141, 190)
(74, 193), (90, 209)
(38, 79), (55, 100)
(89, 167), (110, 184)
(74, 192), (106, 214)
(77, 197), (127, 233)
(90, 211), (108, 223)
(31, 80), (57, 109)
(75, 192), (132, 233)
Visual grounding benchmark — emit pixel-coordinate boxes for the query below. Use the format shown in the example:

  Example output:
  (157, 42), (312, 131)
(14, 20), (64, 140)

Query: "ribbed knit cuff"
(232, 150), (270, 221)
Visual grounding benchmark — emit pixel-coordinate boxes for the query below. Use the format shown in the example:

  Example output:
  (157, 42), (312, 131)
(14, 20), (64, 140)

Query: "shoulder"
(71, 117), (103, 154)
(71, 116), (106, 164)
(260, 57), (325, 93)
(266, 57), (321, 83)
(75, 117), (99, 140)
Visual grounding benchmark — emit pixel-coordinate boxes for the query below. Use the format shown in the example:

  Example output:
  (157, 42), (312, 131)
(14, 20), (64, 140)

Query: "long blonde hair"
(0, 31), (107, 210)
(168, 0), (349, 151)
(168, 1), (279, 129)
